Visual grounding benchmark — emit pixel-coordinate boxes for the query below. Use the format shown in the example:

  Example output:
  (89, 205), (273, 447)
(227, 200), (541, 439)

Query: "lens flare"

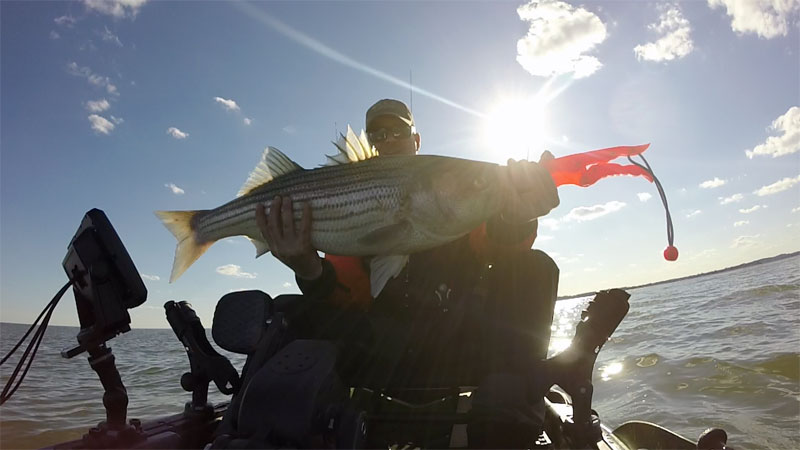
(483, 96), (548, 162)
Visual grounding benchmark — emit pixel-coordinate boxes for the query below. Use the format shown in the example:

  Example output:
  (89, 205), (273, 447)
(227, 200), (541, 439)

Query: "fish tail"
(155, 210), (213, 282)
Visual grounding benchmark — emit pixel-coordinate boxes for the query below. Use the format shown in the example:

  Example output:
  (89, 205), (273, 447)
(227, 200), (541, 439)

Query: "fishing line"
(627, 154), (675, 247)
(0, 279), (73, 405)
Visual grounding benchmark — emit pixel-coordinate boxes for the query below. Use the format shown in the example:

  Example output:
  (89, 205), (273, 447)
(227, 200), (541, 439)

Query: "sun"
(483, 95), (549, 162)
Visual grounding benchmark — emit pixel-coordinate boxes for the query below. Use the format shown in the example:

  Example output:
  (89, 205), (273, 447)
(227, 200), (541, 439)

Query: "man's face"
(367, 115), (420, 156)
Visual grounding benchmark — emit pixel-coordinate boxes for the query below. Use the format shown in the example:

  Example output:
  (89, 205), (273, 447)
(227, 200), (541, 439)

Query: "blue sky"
(1, 0), (798, 328)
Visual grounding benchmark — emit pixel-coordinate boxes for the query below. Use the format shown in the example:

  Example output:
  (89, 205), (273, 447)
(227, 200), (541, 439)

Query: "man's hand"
(256, 196), (323, 280)
(501, 152), (560, 223)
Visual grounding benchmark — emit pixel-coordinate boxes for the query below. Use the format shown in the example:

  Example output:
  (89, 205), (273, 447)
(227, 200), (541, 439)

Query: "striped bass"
(156, 127), (557, 296)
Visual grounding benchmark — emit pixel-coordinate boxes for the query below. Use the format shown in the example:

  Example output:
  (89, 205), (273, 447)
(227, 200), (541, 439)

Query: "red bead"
(664, 246), (679, 261)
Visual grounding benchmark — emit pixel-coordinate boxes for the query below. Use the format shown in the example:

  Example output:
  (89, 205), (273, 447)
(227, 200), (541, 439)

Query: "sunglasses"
(367, 125), (414, 143)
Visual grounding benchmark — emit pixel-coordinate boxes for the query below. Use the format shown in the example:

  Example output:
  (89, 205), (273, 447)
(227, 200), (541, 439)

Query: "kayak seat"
(210, 290), (292, 438)
(210, 291), (365, 448)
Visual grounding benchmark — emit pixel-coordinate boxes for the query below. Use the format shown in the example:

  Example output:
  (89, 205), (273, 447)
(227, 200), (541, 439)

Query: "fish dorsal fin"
(324, 125), (378, 166)
(238, 146), (303, 197)
(369, 254), (409, 298)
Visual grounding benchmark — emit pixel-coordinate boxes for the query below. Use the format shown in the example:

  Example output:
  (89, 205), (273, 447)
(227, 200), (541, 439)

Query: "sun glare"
(483, 96), (549, 162)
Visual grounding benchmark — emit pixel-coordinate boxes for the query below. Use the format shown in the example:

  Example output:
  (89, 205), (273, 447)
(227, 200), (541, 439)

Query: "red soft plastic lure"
(542, 144), (678, 261)
(543, 144), (652, 187)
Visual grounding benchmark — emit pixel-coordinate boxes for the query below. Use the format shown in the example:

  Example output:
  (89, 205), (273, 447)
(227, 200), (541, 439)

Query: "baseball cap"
(365, 99), (414, 130)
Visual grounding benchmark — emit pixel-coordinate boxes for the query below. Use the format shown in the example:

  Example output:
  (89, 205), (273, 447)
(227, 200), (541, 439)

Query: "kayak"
(3, 209), (724, 449)
(39, 385), (698, 449)
(34, 289), (704, 450)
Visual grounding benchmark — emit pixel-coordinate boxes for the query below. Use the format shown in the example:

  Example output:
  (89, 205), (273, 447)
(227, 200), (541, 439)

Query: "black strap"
(1, 280), (73, 405)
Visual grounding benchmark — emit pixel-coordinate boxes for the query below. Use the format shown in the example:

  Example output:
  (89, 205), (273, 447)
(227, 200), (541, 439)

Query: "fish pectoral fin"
(357, 221), (412, 248)
(369, 255), (409, 298)
(248, 237), (270, 258)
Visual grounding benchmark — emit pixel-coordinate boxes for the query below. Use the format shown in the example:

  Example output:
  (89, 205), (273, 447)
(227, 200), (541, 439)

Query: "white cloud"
(86, 99), (110, 112)
(539, 217), (560, 230)
(556, 254), (581, 265)
(731, 234), (760, 248)
(50, 30), (61, 40)
(67, 62), (119, 96)
(89, 74), (118, 95)
(754, 174), (800, 196)
(793, 206), (800, 213)
(637, 192), (652, 202)
(67, 61), (91, 77)
(214, 96), (240, 112)
(244, 118), (252, 126)
(88, 114), (115, 134)
(734, 220), (749, 227)
(282, 282), (292, 288)
(83, 0), (148, 19)
(686, 209), (702, 218)
(167, 127), (189, 139)
(708, 0), (800, 39)
(80, 40), (99, 52)
(165, 183), (185, 195)
(54, 15), (77, 27)
(536, 234), (554, 241)
(634, 4), (694, 62)
(110, 115), (123, 125)
(99, 26), (123, 46)
(141, 274), (160, 281)
(563, 201), (626, 222)
(699, 177), (726, 188)
(282, 125), (297, 134)
(216, 264), (257, 279)
(516, 0), (607, 79)
(719, 193), (744, 204)
(739, 205), (766, 214)
(690, 249), (717, 260)
(746, 107), (800, 158)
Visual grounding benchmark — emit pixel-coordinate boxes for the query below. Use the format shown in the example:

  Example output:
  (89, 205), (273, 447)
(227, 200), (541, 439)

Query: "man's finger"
(282, 196), (295, 237)
(269, 196), (283, 240)
(256, 203), (269, 239)
(299, 202), (312, 247)
(258, 203), (278, 248)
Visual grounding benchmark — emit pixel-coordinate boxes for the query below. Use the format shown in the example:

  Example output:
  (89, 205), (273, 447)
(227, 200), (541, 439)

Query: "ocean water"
(1, 255), (798, 449)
